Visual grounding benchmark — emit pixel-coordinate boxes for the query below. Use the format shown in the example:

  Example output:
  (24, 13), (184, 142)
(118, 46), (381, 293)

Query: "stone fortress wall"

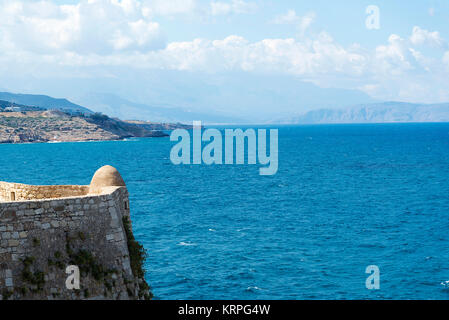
(0, 166), (150, 300)
(0, 182), (89, 202)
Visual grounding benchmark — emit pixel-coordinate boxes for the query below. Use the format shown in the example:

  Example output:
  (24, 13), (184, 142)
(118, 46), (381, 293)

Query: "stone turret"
(0, 166), (151, 300)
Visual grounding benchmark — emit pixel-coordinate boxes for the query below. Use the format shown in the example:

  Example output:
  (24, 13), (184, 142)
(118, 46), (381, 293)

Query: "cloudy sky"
(1, 0), (449, 118)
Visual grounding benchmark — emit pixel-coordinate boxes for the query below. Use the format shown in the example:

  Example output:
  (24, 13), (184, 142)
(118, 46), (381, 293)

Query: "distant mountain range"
(0, 92), (92, 114)
(277, 102), (449, 124)
(1, 72), (380, 123)
(2, 91), (449, 125)
(68, 71), (378, 123)
(75, 92), (244, 124)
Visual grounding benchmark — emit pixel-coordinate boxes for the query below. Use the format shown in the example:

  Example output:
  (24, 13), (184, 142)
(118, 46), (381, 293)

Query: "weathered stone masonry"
(0, 183), (89, 202)
(0, 166), (150, 300)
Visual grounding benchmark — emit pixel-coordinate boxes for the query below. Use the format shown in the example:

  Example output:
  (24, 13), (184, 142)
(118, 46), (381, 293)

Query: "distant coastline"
(275, 102), (449, 124)
(0, 110), (191, 144)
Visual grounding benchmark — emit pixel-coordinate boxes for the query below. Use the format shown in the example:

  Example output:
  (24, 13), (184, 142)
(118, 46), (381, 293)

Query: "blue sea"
(1, 123), (449, 300)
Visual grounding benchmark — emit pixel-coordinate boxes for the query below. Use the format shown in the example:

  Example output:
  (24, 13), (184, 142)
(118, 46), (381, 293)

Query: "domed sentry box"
(89, 165), (126, 194)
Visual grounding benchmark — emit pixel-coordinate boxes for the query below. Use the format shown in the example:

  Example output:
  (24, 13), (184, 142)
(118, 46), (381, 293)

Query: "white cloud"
(443, 51), (449, 66)
(0, 0), (166, 54)
(142, 0), (198, 17)
(409, 26), (444, 48)
(48, 32), (368, 78)
(272, 10), (316, 37)
(298, 12), (316, 36)
(375, 34), (413, 76)
(0, 21), (445, 81)
(133, 28), (447, 102)
(272, 9), (300, 24)
(0, 0), (256, 56)
(210, 0), (257, 16)
(0, 1), (448, 103)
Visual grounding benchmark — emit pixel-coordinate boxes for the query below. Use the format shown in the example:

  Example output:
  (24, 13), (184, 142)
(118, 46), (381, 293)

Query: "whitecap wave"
(178, 241), (196, 246)
(246, 286), (262, 291)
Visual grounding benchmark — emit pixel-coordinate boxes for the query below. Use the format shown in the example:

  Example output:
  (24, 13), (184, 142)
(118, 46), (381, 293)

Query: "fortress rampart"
(0, 182), (89, 201)
(0, 166), (151, 300)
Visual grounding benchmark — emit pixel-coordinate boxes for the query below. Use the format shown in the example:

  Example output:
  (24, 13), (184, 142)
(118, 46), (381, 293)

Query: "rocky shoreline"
(0, 110), (184, 144)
